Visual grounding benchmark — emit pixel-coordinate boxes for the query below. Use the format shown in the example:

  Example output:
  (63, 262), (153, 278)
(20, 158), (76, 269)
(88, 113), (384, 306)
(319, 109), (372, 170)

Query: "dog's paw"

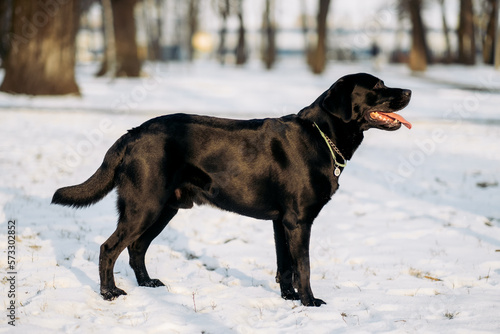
(101, 287), (127, 301)
(302, 298), (326, 307)
(139, 278), (165, 288)
(281, 290), (300, 301)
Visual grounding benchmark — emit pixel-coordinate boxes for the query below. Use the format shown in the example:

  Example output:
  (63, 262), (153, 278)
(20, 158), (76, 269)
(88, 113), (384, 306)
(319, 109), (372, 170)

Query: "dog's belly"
(197, 186), (282, 221)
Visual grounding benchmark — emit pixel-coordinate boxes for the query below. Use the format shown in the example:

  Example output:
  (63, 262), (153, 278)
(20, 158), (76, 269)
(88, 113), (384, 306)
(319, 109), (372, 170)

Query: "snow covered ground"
(1, 59), (500, 333)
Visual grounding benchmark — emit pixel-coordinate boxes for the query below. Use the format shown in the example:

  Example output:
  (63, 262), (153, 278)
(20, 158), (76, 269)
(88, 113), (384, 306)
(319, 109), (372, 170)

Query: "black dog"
(52, 73), (411, 307)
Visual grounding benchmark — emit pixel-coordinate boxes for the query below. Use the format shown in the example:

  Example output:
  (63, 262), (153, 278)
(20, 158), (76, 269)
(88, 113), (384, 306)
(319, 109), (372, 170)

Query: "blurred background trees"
(481, 0), (498, 65)
(97, 0), (142, 77)
(458, 0), (476, 65)
(0, 0), (499, 95)
(0, 0), (81, 95)
(307, 0), (331, 74)
(261, 0), (276, 69)
(213, 0), (247, 65)
(401, 0), (431, 71)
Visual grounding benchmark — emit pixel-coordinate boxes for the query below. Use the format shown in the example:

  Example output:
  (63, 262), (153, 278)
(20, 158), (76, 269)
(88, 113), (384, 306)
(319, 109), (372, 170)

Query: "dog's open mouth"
(370, 111), (412, 129)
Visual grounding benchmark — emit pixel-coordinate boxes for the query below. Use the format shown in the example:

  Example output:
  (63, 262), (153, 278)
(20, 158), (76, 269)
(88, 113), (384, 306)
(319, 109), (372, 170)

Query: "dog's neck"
(297, 106), (364, 161)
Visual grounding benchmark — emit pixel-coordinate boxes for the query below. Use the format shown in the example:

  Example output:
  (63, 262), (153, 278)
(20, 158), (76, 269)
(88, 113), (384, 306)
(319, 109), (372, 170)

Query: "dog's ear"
(321, 78), (353, 122)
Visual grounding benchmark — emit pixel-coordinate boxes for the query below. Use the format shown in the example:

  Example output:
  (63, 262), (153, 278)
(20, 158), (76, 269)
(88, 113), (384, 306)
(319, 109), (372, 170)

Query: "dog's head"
(320, 73), (412, 131)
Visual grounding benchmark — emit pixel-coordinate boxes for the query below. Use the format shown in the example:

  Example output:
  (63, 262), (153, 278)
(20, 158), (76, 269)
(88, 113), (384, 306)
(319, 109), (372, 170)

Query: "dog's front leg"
(273, 220), (300, 301)
(283, 220), (326, 307)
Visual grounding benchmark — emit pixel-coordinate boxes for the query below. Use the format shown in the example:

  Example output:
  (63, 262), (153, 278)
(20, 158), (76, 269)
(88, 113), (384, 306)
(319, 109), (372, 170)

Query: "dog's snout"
(402, 89), (412, 97)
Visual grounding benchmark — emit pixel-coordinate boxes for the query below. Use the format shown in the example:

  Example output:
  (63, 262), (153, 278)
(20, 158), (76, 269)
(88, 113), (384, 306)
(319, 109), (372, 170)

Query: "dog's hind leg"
(128, 206), (178, 288)
(99, 195), (168, 300)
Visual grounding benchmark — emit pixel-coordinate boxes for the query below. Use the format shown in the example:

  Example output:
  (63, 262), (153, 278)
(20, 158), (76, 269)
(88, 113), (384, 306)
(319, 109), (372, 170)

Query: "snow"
(1, 59), (500, 333)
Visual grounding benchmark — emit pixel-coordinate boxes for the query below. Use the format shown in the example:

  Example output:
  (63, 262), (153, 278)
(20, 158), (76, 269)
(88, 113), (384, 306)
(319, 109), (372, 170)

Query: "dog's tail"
(51, 133), (130, 208)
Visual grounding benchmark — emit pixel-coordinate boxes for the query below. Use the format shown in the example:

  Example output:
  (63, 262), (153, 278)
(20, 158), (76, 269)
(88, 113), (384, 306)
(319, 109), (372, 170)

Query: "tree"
(97, 0), (141, 77)
(495, 21), (500, 69)
(438, 0), (452, 62)
(308, 0), (331, 75)
(99, 0), (117, 77)
(261, 0), (276, 69)
(0, 0), (12, 66)
(187, 0), (200, 61)
(483, 0), (498, 64)
(211, 0), (247, 65)
(300, 0), (311, 56)
(458, 0), (476, 65)
(409, 0), (430, 71)
(235, 0), (247, 65)
(142, 0), (164, 61)
(214, 0), (230, 65)
(399, 0), (431, 71)
(0, 0), (80, 95)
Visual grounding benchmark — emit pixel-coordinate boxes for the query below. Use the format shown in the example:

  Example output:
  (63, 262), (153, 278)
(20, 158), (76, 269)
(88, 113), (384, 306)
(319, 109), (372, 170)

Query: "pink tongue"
(383, 112), (412, 129)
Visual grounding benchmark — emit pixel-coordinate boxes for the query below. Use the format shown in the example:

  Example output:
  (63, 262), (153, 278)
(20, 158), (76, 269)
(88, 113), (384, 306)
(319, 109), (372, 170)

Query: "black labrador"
(52, 73), (411, 307)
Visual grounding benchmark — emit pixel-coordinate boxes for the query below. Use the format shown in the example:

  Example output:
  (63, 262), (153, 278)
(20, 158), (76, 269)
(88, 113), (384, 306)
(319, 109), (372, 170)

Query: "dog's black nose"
(403, 89), (412, 97)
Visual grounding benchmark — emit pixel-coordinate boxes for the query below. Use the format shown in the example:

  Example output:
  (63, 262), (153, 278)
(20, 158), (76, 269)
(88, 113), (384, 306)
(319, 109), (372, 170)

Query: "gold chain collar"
(313, 122), (346, 176)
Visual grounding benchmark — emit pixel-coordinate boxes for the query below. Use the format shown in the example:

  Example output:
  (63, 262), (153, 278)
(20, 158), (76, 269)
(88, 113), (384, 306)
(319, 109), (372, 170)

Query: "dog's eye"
(374, 81), (384, 89)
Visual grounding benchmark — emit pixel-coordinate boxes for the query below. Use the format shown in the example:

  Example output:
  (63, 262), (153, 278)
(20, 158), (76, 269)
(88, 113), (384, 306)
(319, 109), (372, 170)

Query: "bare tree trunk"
(235, 0), (247, 65)
(143, 0), (163, 61)
(187, 0), (199, 61)
(458, 0), (476, 65)
(261, 0), (276, 70)
(216, 0), (229, 65)
(495, 21), (500, 69)
(408, 0), (429, 71)
(153, 0), (164, 60)
(438, 0), (452, 62)
(98, 0), (117, 77)
(113, 0), (141, 76)
(483, 0), (498, 64)
(308, 0), (331, 75)
(300, 0), (310, 55)
(98, 0), (141, 77)
(0, 0), (12, 66)
(0, 0), (80, 95)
